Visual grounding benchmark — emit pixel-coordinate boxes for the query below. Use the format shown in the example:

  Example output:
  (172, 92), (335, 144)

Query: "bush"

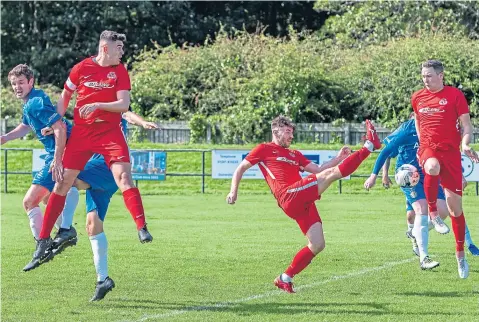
(322, 35), (479, 126)
(131, 29), (348, 143)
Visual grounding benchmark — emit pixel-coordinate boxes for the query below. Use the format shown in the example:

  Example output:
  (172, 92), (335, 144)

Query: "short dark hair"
(8, 64), (34, 81)
(100, 30), (126, 42)
(271, 115), (295, 133)
(422, 60), (444, 74)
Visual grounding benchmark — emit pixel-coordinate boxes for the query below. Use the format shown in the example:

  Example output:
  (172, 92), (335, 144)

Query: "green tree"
(315, 0), (478, 47)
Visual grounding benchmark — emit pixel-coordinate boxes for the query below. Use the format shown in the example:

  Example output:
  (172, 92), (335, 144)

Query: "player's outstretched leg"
(335, 119), (381, 178)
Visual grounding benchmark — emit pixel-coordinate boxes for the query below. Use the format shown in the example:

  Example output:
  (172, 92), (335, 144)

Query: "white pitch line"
(132, 257), (415, 322)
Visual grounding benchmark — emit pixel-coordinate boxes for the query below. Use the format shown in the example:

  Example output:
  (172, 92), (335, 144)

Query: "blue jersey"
(22, 88), (72, 155)
(372, 119), (421, 175)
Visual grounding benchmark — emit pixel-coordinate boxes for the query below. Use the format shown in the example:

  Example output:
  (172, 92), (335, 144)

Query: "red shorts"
(63, 122), (130, 170)
(278, 174), (322, 234)
(418, 147), (462, 196)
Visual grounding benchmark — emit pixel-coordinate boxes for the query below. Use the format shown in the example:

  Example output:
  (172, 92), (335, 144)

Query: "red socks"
(450, 213), (466, 252)
(123, 188), (146, 230)
(424, 173), (439, 212)
(39, 192), (66, 239)
(338, 147), (371, 177)
(284, 246), (316, 278)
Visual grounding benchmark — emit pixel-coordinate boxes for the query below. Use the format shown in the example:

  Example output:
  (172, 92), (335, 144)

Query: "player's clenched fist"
(226, 191), (237, 204)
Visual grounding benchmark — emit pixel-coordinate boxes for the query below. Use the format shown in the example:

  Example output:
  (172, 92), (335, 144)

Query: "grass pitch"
(1, 192), (478, 321)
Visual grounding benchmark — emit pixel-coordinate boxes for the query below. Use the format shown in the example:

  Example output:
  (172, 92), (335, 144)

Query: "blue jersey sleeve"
(371, 124), (408, 175)
(30, 96), (61, 127)
(22, 113), (29, 125)
(372, 143), (399, 175)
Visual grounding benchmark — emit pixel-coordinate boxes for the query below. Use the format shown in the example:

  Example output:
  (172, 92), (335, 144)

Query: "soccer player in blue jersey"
(1, 64), (79, 247)
(41, 109), (158, 301)
(364, 116), (479, 269)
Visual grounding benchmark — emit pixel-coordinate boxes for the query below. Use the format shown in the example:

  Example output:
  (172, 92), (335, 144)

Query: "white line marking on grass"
(132, 257), (415, 321)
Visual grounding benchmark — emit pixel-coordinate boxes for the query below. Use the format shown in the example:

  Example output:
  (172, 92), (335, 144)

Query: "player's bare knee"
(86, 213), (103, 236)
(117, 171), (134, 191)
(22, 196), (37, 212)
(52, 178), (76, 195)
(406, 210), (415, 221)
(309, 240), (325, 255)
(424, 159), (440, 175)
(447, 202), (462, 217)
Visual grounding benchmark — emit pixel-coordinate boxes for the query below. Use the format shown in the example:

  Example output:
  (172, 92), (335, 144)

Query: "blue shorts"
(77, 158), (118, 192)
(77, 158), (118, 221)
(403, 179), (445, 212)
(32, 155), (55, 191)
(86, 189), (115, 221)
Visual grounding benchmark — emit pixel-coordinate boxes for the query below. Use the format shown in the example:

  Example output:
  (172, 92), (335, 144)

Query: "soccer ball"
(395, 164), (420, 188)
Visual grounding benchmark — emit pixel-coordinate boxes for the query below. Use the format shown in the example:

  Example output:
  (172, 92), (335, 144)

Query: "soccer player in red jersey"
(24, 30), (153, 271)
(226, 116), (381, 293)
(412, 59), (479, 279)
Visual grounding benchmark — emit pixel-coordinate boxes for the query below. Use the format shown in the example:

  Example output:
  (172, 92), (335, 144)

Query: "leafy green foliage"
(315, 0), (478, 47)
(1, 1), (324, 86)
(131, 30), (347, 143)
(322, 35), (479, 126)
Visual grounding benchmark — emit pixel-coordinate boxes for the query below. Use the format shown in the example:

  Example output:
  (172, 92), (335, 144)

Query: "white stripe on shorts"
(286, 180), (318, 193)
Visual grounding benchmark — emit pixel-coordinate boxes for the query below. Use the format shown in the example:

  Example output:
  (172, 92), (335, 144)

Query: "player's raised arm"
(0, 122), (31, 144)
(123, 110), (160, 129)
(226, 159), (253, 204)
(459, 113), (479, 163)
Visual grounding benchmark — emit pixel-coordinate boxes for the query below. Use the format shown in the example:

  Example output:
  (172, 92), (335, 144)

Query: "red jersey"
(245, 143), (312, 197)
(411, 86), (469, 150)
(64, 57), (131, 126)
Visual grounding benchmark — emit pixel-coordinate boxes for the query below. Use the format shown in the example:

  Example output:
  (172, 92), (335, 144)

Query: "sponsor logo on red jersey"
(418, 107), (445, 114)
(84, 81), (114, 90)
(276, 157), (299, 165)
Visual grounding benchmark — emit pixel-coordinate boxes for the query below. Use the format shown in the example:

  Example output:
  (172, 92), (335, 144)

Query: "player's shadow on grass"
(399, 291), (468, 297)
(105, 300), (392, 316)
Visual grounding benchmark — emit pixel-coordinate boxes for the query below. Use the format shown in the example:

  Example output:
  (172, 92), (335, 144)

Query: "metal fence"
(1, 148), (478, 195)
(2, 119), (479, 145)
